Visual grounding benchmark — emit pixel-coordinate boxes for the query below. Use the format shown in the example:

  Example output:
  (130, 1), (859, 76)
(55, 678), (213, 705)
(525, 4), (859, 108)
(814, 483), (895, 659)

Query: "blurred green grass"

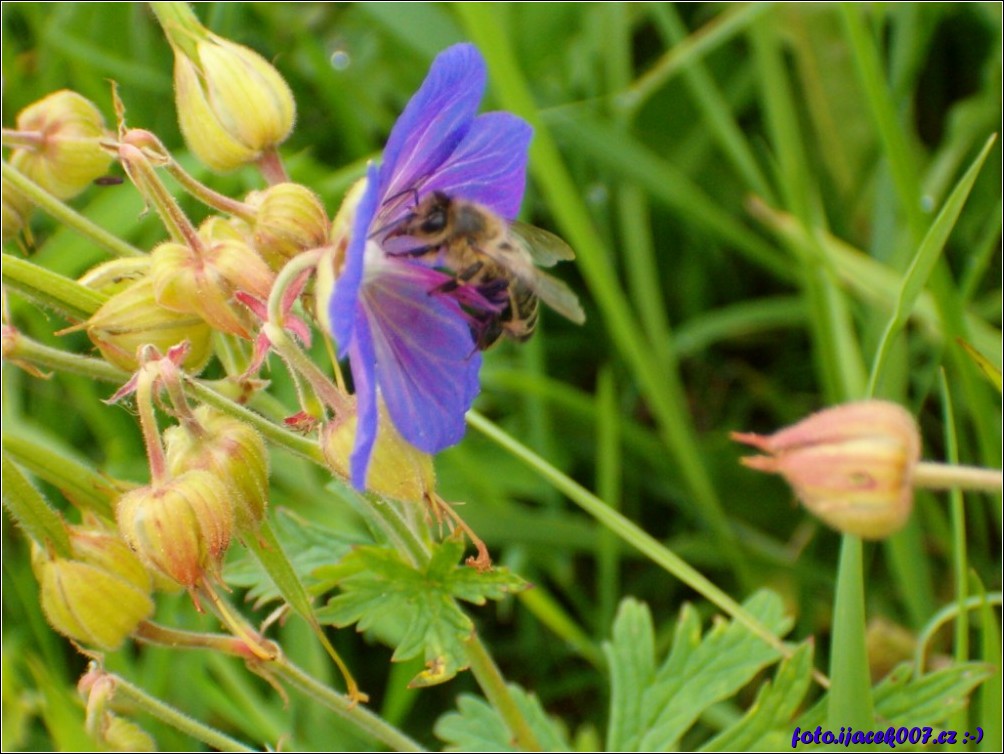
(3, 2), (1001, 750)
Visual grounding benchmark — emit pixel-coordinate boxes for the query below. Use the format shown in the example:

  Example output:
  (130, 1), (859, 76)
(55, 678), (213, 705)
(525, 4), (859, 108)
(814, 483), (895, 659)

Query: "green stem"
(4, 332), (125, 382)
(1, 128), (44, 150)
(149, 2), (205, 61)
(464, 636), (542, 751)
(165, 160), (256, 223)
(2, 252), (107, 320)
(1, 161), (145, 258)
(135, 367), (168, 484)
(458, 4), (749, 589)
(1, 432), (120, 519)
(110, 672), (257, 753)
(914, 592), (1004, 672)
(272, 657), (426, 752)
(913, 461), (1003, 492)
(466, 410), (825, 686)
(119, 143), (202, 250)
(135, 620), (258, 656)
(616, 2), (773, 116)
(939, 373), (969, 670)
(1, 453), (72, 557)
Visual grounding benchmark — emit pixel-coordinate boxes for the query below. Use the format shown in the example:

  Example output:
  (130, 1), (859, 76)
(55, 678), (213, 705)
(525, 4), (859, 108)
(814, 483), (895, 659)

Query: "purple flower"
(328, 43), (533, 490)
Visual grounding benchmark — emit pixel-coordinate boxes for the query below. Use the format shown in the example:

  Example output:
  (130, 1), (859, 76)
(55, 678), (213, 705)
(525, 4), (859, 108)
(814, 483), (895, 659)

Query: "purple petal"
(422, 112), (532, 219)
(329, 162), (381, 357)
(380, 44), (486, 204)
(361, 259), (481, 454)
(346, 313), (379, 490)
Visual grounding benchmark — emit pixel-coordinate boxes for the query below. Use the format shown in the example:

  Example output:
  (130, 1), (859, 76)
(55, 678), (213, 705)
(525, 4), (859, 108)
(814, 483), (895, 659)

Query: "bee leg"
(430, 261), (485, 294)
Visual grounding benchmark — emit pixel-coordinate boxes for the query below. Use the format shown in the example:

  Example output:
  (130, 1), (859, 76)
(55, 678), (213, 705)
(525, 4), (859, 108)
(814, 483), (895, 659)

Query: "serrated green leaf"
(604, 590), (793, 751)
(604, 598), (657, 752)
(701, 641), (815, 751)
(314, 540), (528, 686)
(873, 661), (995, 725)
(797, 661), (995, 731)
(643, 591), (792, 750)
(434, 683), (571, 752)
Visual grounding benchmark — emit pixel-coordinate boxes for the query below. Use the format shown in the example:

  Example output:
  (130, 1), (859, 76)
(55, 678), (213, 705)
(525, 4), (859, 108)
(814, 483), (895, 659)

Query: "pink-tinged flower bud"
(322, 400), (436, 502)
(171, 32), (295, 172)
(30, 526), (154, 651)
(245, 183), (329, 270)
(85, 277), (213, 372)
(732, 400), (921, 539)
(164, 405), (269, 536)
(149, 221), (275, 339)
(10, 90), (113, 200)
(115, 469), (234, 588)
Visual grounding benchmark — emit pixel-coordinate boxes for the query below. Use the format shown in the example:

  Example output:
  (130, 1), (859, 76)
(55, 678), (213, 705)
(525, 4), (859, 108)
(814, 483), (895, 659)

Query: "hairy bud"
(10, 90), (112, 199)
(85, 277), (213, 372)
(733, 401), (921, 539)
(164, 405), (269, 536)
(115, 470), (234, 587)
(31, 526), (154, 650)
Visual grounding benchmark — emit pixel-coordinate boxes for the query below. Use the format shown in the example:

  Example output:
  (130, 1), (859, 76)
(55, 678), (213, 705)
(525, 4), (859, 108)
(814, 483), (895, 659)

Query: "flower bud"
(115, 469), (234, 587)
(732, 400), (921, 539)
(245, 183), (329, 270)
(171, 31), (295, 171)
(31, 526), (154, 651)
(85, 277), (213, 372)
(10, 90), (112, 199)
(79, 257), (150, 296)
(164, 405), (269, 535)
(149, 223), (274, 338)
(2, 178), (32, 242)
(322, 400), (436, 502)
(102, 715), (157, 752)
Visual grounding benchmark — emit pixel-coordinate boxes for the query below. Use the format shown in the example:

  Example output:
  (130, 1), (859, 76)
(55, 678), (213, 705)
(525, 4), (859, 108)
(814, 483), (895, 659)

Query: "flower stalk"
(912, 461), (1003, 492)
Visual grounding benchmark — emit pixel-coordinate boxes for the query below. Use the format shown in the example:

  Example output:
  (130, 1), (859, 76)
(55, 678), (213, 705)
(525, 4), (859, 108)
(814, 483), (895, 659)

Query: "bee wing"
(509, 222), (576, 267)
(524, 269), (586, 325)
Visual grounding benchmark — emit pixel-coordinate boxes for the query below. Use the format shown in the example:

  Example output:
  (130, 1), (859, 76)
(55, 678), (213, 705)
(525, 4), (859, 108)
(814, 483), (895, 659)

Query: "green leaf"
(314, 540), (528, 686)
(798, 661), (995, 730)
(434, 683), (571, 752)
(957, 339), (1003, 393)
(701, 642), (815, 752)
(872, 662), (995, 726)
(605, 590), (793, 751)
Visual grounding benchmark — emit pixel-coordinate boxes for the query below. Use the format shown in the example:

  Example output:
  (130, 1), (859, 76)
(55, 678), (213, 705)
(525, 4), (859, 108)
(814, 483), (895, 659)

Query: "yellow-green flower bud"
(149, 222), (274, 338)
(79, 257), (151, 296)
(86, 277), (213, 372)
(245, 183), (329, 270)
(323, 400), (436, 503)
(31, 526), (154, 651)
(102, 715), (157, 752)
(164, 405), (269, 536)
(2, 178), (32, 242)
(172, 32), (295, 172)
(733, 400), (921, 539)
(115, 469), (234, 588)
(9, 90), (112, 199)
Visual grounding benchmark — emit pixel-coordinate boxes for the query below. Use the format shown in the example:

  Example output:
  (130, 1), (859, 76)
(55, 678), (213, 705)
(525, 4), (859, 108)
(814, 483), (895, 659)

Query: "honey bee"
(386, 191), (586, 349)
